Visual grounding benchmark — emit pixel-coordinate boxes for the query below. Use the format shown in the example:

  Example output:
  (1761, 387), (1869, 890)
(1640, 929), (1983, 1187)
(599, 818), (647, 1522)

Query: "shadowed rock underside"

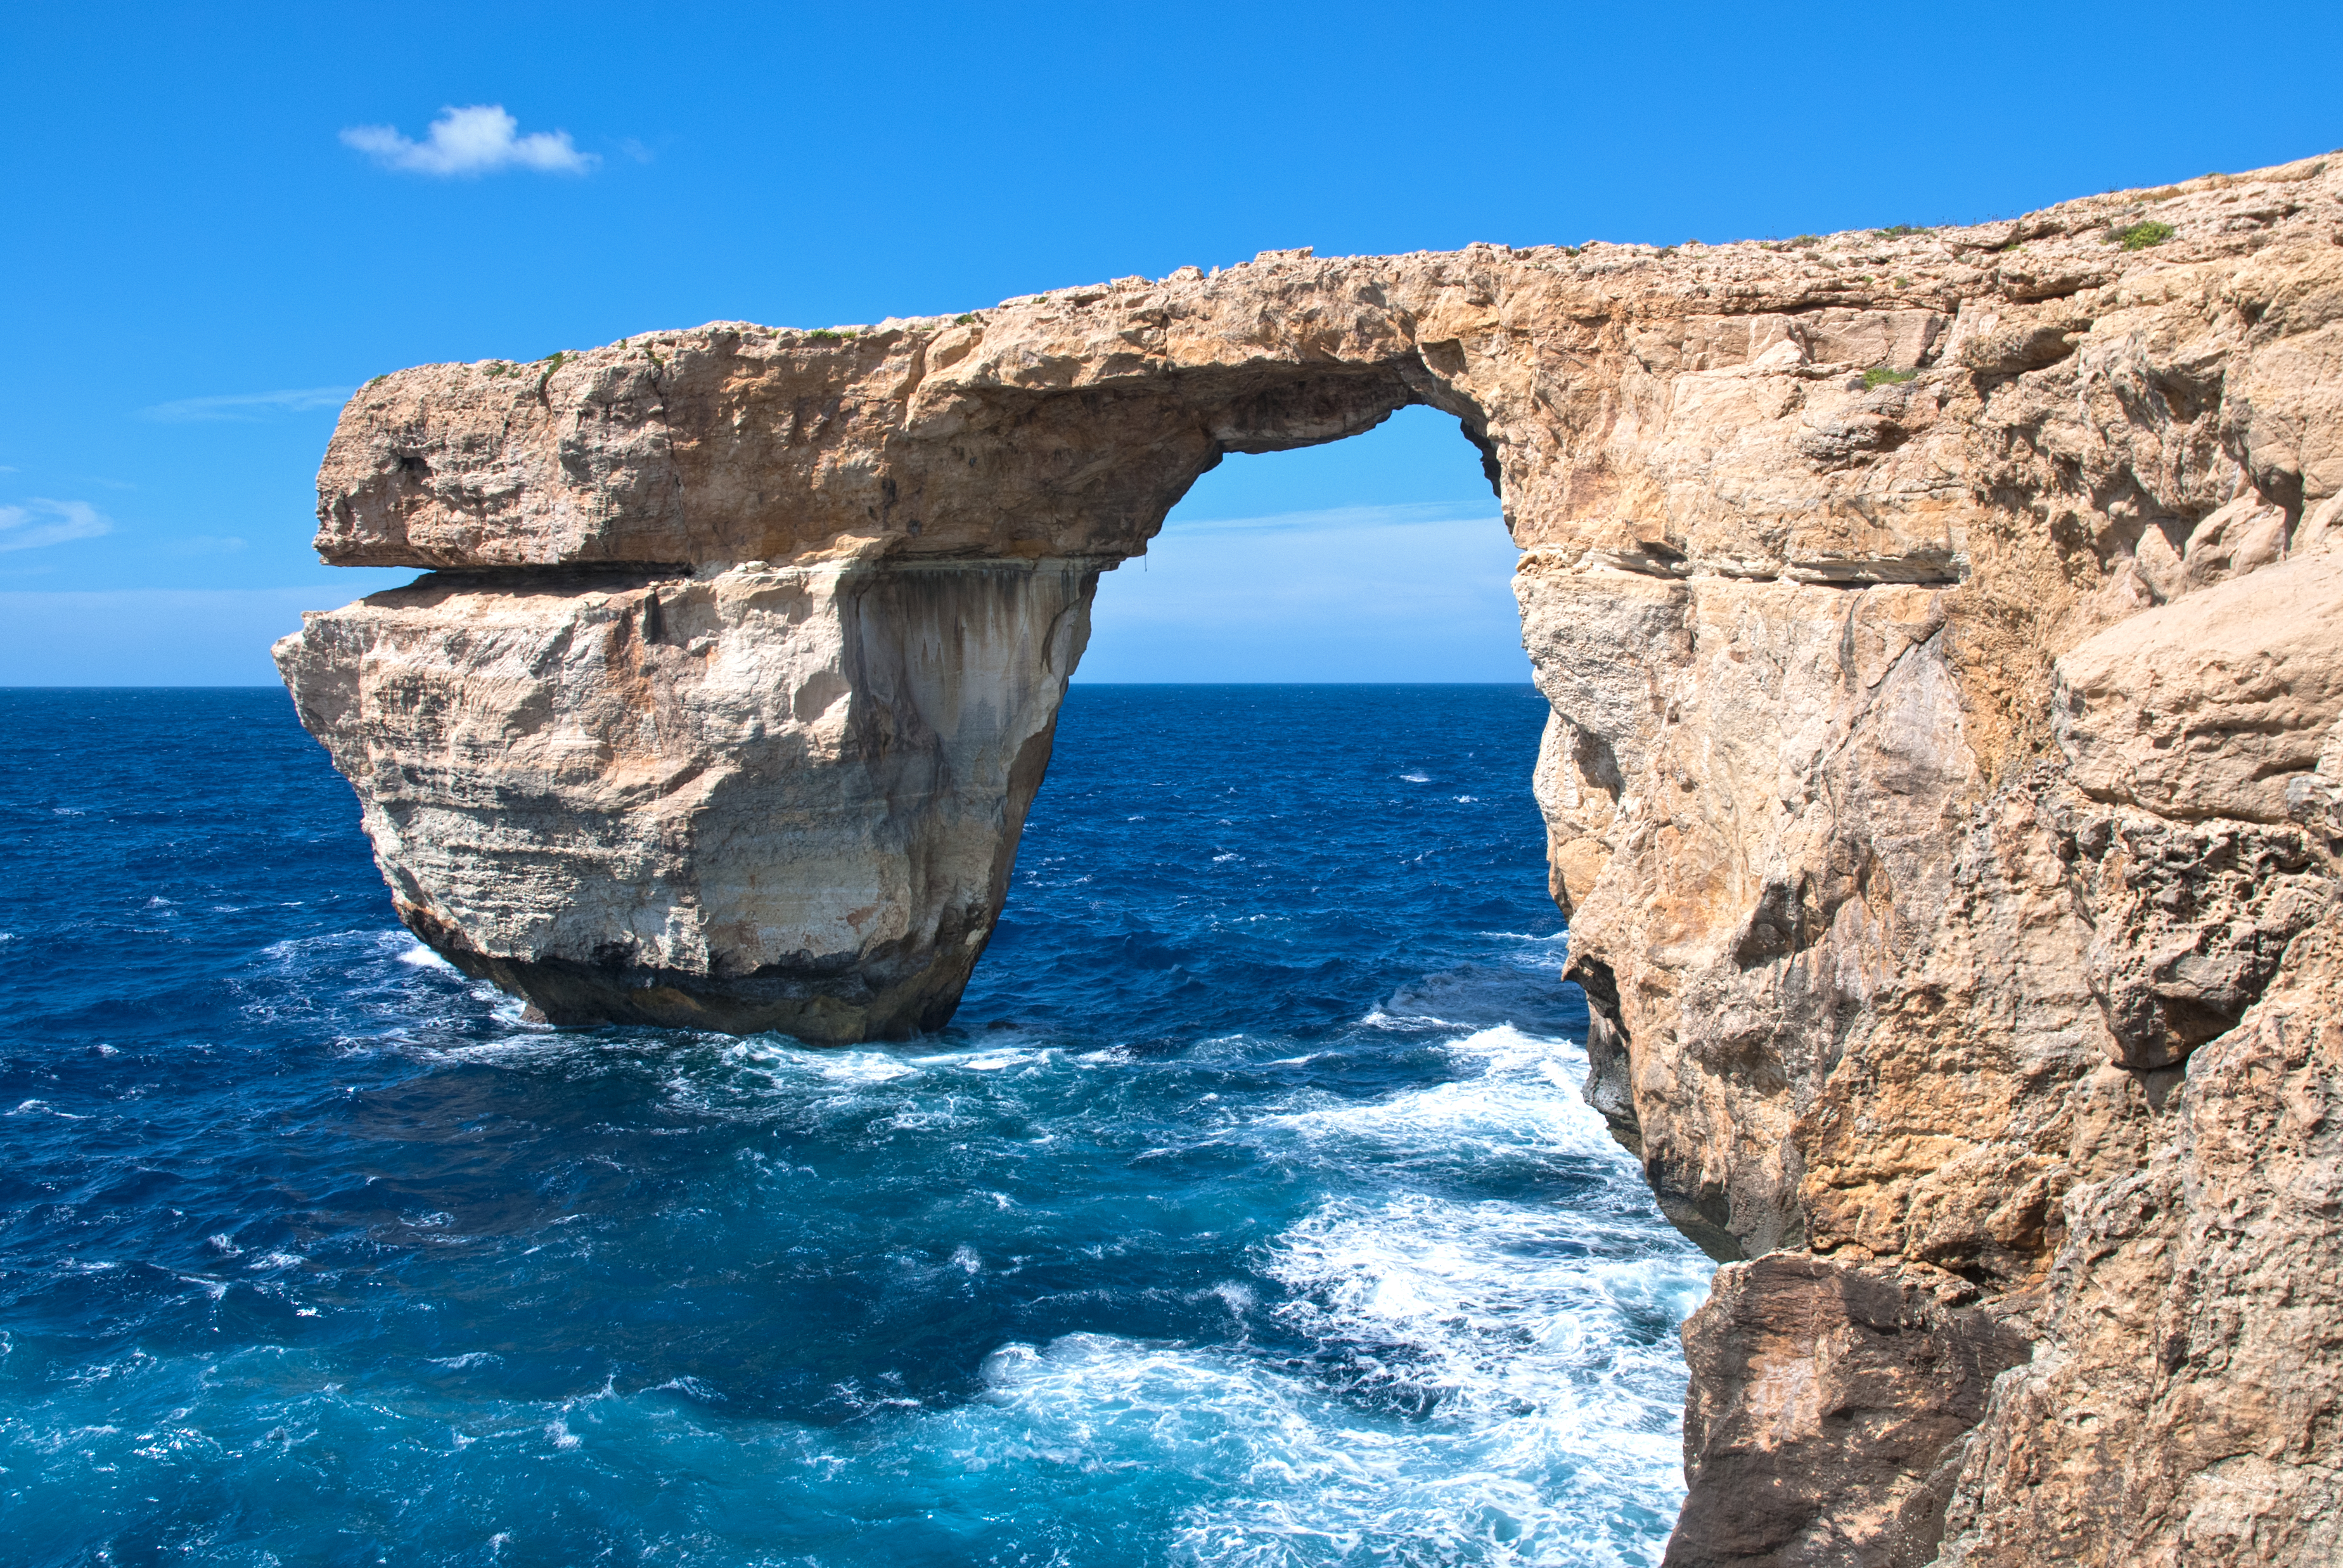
(279, 154), (2343, 1564)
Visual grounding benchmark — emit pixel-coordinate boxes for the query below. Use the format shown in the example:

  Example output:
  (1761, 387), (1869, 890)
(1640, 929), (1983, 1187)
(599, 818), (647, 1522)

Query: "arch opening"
(1075, 404), (1530, 685)
(942, 411), (1709, 1560)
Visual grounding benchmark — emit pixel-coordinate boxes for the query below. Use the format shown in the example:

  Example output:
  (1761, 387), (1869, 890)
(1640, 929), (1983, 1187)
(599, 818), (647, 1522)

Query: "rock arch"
(288, 262), (1534, 1048)
(280, 159), (2343, 1565)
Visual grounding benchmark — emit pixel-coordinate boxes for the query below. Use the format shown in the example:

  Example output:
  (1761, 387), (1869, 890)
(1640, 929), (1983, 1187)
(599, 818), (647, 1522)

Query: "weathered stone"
(2068, 809), (2333, 1070)
(2054, 553), (2343, 824)
(1796, 777), (2122, 1292)
(279, 558), (1094, 1039)
(1937, 913), (2343, 1568)
(277, 153), (2343, 1562)
(1956, 321), (2081, 375)
(1671, 1254), (2032, 1568)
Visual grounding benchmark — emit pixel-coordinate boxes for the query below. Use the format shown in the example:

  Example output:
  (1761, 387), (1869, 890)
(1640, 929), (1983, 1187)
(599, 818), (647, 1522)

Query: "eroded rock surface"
(279, 153), (2343, 1562)
(1674, 1255), (2032, 1568)
(279, 558), (1093, 1038)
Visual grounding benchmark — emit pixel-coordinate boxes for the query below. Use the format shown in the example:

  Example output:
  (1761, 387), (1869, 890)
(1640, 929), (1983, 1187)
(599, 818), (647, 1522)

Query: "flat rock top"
(316, 153), (2343, 572)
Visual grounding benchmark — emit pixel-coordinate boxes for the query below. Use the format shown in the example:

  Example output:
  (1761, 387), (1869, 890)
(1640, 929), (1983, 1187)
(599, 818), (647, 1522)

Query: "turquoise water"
(0, 684), (1709, 1566)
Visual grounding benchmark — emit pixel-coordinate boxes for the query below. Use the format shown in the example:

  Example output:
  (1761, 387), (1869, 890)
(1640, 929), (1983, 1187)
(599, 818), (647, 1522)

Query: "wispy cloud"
(139, 387), (354, 423)
(341, 105), (598, 177)
(0, 499), (111, 553)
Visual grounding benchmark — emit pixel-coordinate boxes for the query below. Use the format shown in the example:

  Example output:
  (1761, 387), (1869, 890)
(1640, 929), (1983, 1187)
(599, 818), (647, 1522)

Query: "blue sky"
(3, 1), (2336, 684)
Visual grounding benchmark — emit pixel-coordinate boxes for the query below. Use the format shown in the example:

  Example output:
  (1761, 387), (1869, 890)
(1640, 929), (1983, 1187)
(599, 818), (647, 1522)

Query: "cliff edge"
(278, 153), (2343, 1564)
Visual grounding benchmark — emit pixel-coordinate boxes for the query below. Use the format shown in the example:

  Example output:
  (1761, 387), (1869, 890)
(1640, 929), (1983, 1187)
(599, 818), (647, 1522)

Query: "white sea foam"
(648, 1374), (726, 1403)
(125, 909), (1703, 1564)
(765, 1036), (1034, 1081)
(10, 1098), (89, 1120)
(874, 1022), (1714, 1564)
(939, 1048), (1045, 1072)
(1266, 1192), (1707, 1417)
(645, 1038), (947, 1129)
(953, 1322), (1687, 1567)
(1476, 931), (1574, 968)
(721, 1040), (922, 1086)
(1259, 1026), (1624, 1169)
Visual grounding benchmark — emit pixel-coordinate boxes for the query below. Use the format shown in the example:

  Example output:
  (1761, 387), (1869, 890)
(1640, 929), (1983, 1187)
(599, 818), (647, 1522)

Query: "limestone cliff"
(279, 153), (2343, 1564)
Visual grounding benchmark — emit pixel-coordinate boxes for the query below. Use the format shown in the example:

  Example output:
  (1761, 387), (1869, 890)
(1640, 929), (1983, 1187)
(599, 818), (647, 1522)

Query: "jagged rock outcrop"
(279, 153), (2343, 1564)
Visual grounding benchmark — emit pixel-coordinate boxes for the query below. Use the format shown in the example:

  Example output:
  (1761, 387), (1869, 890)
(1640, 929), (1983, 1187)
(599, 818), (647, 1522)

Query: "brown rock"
(276, 151), (2343, 1560)
(1939, 913), (2343, 1567)
(2054, 554), (2343, 825)
(1671, 1255), (2031, 1567)
(278, 558), (1095, 1039)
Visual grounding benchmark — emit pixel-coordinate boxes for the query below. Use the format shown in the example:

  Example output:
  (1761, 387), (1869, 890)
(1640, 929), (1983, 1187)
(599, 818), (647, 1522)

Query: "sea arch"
(280, 245), (1984, 1273)
(279, 169), (2343, 1564)
(286, 259), (1531, 1043)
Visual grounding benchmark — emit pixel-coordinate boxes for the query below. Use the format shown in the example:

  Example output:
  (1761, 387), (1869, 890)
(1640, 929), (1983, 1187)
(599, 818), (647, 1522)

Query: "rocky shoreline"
(280, 153), (2343, 1564)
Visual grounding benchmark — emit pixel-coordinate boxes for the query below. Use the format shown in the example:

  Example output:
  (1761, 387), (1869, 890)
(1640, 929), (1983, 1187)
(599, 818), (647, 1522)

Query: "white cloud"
(341, 105), (598, 177)
(0, 499), (111, 553)
(139, 387), (354, 423)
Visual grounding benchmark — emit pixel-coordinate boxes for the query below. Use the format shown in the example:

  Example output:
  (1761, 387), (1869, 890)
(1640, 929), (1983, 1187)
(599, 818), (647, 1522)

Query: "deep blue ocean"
(0, 684), (1709, 1567)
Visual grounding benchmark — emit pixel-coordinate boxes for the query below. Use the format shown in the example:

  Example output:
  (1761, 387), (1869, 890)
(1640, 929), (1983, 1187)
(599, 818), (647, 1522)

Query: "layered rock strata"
(279, 558), (1095, 1039)
(279, 153), (2343, 1563)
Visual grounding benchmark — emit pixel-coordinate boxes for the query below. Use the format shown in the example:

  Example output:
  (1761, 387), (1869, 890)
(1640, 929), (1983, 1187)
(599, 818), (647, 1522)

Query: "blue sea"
(0, 684), (1709, 1567)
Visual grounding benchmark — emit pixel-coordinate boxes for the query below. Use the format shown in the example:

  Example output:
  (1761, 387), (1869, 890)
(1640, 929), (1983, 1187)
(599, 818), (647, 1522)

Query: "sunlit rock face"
(278, 558), (1096, 1040)
(280, 155), (2343, 1565)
